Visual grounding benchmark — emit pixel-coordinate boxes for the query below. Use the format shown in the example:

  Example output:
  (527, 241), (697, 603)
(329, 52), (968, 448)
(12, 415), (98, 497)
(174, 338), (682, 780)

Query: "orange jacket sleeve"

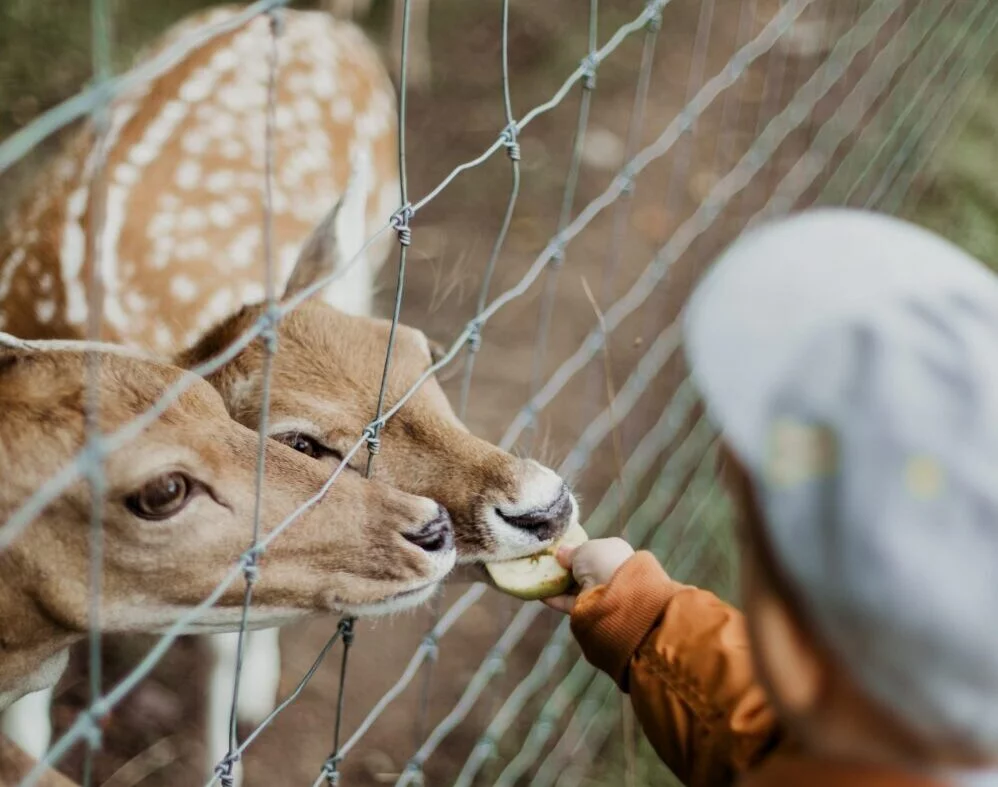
(570, 552), (782, 787)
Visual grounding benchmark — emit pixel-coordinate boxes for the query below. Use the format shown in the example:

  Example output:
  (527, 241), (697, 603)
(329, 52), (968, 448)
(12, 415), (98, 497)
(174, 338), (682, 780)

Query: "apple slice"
(485, 522), (589, 601)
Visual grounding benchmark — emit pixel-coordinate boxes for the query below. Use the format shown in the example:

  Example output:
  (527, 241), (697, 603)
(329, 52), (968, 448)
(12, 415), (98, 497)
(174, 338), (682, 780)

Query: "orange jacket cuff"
(570, 551), (687, 691)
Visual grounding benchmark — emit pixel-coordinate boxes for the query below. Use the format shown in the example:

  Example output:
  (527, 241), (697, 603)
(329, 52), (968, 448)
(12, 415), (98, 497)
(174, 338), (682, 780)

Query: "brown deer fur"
(0, 343), (454, 712)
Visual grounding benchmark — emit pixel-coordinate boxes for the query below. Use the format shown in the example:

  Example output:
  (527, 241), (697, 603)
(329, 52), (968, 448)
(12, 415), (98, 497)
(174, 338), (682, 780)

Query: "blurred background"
(1, 0), (996, 784)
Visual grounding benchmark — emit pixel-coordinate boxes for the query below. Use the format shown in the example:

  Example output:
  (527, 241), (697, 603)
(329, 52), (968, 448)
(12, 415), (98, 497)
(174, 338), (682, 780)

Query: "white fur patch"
(0, 248), (27, 302)
(35, 300), (56, 324)
(170, 275), (199, 302)
(176, 159), (202, 190)
(60, 187), (89, 325)
(99, 183), (130, 331)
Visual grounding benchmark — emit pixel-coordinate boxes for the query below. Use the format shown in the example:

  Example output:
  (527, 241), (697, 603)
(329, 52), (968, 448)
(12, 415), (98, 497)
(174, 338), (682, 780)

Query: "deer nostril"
(496, 484), (573, 532)
(404, 505), (454, 553)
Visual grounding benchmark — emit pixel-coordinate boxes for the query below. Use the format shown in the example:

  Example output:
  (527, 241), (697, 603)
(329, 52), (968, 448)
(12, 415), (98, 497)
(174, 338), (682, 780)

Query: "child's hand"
(544, 537), (635, 614)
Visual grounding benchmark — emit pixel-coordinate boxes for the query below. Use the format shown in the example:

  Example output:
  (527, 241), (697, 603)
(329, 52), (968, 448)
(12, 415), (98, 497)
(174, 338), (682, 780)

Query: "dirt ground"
(0, 0), (946, 784)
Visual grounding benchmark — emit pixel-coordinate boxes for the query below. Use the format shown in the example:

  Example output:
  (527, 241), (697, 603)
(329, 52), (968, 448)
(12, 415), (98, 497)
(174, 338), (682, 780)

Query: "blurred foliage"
(902, 68), (998, 271)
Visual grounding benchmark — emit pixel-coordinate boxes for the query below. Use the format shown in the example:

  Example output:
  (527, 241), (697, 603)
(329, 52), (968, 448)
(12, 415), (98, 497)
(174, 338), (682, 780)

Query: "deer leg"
(235, 629), (282, 725)
(0, 687), (53, 759)
(206, 633), (244, 787)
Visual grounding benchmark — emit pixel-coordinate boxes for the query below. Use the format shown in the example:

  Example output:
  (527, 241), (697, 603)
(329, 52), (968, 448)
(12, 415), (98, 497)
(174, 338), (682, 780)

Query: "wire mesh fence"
(0, 0), (995, 784)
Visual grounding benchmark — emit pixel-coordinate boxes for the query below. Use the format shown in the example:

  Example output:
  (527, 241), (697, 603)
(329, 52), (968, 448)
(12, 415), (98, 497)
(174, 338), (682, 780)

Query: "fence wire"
(0, 0), (994, 784)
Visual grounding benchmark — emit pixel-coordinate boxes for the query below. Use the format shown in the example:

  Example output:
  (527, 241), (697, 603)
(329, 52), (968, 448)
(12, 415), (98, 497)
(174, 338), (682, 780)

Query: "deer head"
(177, 204), (578, 565)
(0, 341), (455, 709)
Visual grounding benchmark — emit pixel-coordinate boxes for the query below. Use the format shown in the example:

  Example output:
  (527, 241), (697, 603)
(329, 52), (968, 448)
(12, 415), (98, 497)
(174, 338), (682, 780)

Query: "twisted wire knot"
(500, 124), (521, 161)
(581, 54), (599, 90)
(391, 204), (414, 247)
(267, 5), (285, 36)
(550, 239), (566, 268)
(421, 631), (440, 661)
(261, 304), (280, 354)
(83, 437), (106, 479)
(80, 709), (104, 750)
(339, 616), (357, 646)
(363, 424), (381, 456)
(619, 162), (637, 194)
(646, 0), (664, 31)
(466, 320), (483, 353)
(485, 646), (507, 674)
(402, 760), (425, 786)
(322, 755), (343, 786)
(215, 753), (239, 787)
(240, 549), (261, 585)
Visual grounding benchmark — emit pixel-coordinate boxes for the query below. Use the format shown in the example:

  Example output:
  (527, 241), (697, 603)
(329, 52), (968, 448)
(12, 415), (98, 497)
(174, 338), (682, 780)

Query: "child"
(546, 209), (998, 787)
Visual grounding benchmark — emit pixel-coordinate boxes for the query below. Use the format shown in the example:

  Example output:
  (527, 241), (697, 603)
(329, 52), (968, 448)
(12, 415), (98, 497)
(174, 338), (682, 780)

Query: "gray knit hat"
(683, 207), (998, 750)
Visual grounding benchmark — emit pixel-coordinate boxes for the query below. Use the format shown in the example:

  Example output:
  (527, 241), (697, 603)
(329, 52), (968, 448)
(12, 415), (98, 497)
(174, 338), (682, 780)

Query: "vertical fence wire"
(323, 0), (417, 780)
(599, 4), (663, 305)
(0, 0), (686, 557)
(479, 7), (997, 777)
(582, 3), (663, 427)
(332, 6), (920, 774)
(626, 0), (718, 393)
(81, 0), (114, 784)
(216, 8), (284, 787)
(430, 1), (968, 776)
(525, 0), (600, 442)
(456, 0), (521, 420)
(412, 0), (526, 773)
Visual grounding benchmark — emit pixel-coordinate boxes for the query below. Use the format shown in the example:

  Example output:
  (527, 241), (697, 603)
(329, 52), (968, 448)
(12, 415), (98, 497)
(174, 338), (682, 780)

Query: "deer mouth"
(464, 484), (579, 565)
(495, 484), (574, 538)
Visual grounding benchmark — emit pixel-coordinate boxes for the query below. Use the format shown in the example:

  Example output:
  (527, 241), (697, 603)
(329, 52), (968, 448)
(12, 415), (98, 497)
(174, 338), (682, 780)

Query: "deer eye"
(272, 431), (342, 462)
(125, 473), (197, 520)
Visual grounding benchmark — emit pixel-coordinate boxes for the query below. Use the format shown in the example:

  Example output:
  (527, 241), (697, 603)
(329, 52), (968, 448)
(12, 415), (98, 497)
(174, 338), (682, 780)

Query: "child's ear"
(747, 581), (825, 715)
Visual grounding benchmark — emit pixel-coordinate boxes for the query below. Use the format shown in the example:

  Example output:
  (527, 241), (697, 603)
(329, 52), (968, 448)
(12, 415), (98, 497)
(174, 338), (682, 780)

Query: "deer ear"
(282, 199), (346, 300)
(427, 337), (448, 365)
(282, 148), (371, 301)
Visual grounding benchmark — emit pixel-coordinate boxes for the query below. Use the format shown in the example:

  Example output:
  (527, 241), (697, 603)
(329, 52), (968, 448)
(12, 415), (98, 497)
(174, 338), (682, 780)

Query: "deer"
(0, 4), (577, 781)
(0, 338), (457, 783)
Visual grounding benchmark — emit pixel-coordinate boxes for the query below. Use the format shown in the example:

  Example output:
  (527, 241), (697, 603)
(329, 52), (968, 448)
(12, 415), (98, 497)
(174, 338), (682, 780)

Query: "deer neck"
(0, 572), (76, 712)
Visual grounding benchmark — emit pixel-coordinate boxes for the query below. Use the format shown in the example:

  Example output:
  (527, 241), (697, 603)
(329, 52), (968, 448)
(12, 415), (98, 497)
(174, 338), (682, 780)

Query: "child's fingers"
(543, 594), (576, 614)
(555, 545), (578, 569)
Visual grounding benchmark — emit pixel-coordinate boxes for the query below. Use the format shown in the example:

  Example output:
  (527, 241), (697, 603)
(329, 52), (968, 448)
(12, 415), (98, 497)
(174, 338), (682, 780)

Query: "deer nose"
(496, 484), (573, 533)
(404, 505), (454, 553)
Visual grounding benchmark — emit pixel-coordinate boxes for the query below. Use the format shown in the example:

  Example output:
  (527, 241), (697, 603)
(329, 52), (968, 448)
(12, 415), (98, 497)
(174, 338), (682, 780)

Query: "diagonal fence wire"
(440, 6), (998, 783)
(2, 0), (992, 784)
(397, 2), (996, 779)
